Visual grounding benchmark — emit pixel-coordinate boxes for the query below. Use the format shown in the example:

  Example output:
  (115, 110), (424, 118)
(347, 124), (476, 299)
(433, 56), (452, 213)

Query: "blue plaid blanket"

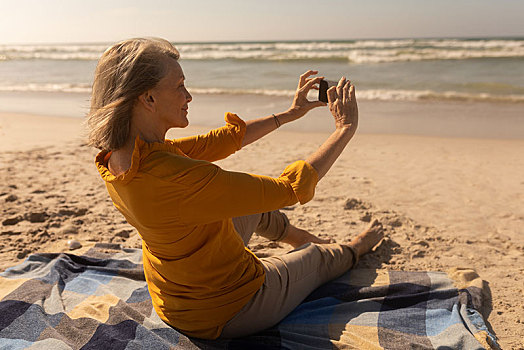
(0, 243), (499, 349)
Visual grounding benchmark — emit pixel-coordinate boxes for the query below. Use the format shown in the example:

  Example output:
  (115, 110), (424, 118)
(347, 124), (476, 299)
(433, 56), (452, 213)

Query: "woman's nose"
(185, 88), (192, 103)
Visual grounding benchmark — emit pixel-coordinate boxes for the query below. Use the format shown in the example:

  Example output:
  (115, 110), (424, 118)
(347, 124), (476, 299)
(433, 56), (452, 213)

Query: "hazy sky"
(1, 0), (523, 44)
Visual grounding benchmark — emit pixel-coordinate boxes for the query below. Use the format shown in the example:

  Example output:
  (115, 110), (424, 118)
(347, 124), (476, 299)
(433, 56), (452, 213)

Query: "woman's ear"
(138, 91), (155, 112)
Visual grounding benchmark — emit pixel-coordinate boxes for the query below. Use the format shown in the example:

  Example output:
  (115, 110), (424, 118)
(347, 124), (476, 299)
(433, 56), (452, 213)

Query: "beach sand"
(1, 110), (523, 348)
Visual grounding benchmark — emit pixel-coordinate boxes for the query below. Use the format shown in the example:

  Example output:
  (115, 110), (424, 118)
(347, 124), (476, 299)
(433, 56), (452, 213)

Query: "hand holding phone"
(318, 79), (338, 103)
(324, 77), (358, 131)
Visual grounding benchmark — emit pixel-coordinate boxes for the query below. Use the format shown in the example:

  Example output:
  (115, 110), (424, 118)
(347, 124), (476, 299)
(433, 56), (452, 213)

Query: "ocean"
(0, 38), (523, 137)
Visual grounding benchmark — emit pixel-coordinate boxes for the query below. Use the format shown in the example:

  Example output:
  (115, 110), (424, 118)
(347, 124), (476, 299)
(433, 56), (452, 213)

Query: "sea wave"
(180, 48), (524, 62)
(357, 89), (524, 103)
(189, 88), (295, 97)
(190, 87), (524, 103)
(0, 83), (91, 93)
(177, 39), (524, 51)
(0, 44), (106, 61)
(1, 39), (523, 62)
(2, 83), (523, 103)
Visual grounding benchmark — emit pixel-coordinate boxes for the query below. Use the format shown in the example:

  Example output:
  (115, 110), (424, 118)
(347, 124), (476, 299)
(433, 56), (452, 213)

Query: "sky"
(0, 0), (523, 44)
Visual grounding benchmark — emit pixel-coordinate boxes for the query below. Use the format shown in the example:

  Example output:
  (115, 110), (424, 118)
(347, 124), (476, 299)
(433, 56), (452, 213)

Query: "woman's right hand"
(305, 77), (359, 181)
(327, 77), (358, 132)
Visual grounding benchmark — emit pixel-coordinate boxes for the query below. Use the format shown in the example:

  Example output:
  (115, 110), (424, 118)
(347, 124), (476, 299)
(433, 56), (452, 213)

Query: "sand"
(1, 111), (523, 348)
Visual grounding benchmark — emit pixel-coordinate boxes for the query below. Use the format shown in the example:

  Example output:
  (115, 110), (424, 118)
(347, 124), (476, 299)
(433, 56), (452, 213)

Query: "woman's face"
(150, 58), (192, 130)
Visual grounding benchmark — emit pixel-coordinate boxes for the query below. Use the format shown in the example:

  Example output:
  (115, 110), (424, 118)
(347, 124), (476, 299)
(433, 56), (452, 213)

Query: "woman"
(89, 38), (383, 340)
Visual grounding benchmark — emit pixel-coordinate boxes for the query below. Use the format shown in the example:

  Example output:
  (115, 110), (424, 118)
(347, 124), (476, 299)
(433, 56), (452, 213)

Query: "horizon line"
(2, 34), (524, 46)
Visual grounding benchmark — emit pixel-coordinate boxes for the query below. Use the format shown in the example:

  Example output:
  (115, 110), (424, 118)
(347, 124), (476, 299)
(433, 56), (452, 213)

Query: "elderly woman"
(89, 38), (383, 340)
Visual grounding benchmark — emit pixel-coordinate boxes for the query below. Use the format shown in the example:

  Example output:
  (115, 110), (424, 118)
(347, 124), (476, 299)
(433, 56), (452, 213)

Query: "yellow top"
(95, 112), (319, 339)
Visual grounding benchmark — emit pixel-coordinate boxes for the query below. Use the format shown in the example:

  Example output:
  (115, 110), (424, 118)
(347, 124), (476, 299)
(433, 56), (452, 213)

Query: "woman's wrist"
(335, 122), (357, 134)
(334, 124), (357, 142)
(274, 109), (298, 126)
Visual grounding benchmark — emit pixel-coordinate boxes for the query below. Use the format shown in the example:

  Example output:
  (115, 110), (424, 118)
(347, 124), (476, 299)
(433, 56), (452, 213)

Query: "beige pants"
(220, 211), (358, 338)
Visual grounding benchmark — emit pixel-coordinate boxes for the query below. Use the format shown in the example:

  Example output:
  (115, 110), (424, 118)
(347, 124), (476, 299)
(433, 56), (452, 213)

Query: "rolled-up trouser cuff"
(344, 244), (359, 267)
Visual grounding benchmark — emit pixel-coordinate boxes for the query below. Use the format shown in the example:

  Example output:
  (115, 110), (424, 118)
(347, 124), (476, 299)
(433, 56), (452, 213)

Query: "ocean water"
(1, 37), (523, 104)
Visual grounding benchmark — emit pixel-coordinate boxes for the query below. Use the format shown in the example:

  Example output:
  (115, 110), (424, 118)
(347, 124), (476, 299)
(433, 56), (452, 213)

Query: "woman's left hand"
(286, 70), (327, 121)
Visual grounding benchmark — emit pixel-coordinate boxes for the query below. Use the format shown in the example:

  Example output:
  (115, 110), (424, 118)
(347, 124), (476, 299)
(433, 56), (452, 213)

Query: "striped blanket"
(0, 243), (499, 349)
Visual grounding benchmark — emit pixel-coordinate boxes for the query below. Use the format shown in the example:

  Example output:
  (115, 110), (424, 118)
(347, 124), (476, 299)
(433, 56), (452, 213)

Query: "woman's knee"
(232, 213), (263, 245)
(255, 210), (289, 241)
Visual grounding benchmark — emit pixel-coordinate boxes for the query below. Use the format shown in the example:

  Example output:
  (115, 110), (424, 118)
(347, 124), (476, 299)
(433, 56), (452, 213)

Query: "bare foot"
(348, 219), (384, 258)
(280, 225), (332, 249)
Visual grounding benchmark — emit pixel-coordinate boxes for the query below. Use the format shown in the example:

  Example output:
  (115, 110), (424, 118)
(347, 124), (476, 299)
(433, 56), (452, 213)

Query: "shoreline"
(1, 91), (523, 139)
(1, 110), (523, 153)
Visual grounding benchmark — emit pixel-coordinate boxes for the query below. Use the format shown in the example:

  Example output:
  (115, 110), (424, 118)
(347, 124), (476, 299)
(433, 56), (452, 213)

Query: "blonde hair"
(87, 38), (180, 150)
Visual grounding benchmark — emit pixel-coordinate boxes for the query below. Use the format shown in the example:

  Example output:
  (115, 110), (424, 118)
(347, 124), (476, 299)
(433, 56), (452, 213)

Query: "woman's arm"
(240, 110), (295, 147)
(306, 77), (358, 180)
(171, 77), (357, 225)
(170, 113), (246, 162)
(241, 70), (326, 147)
(165, 156), (317, 225)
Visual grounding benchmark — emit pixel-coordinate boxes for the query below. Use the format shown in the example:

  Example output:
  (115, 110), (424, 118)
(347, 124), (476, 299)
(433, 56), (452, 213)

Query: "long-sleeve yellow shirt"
(95, 113), (319, 339)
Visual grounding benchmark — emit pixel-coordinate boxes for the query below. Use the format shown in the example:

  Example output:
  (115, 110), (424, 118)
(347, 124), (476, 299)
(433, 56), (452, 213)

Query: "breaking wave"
(1, 38), (523, 63)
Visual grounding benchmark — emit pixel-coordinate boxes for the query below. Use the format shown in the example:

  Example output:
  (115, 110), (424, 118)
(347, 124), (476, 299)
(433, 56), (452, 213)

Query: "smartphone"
(318, 79), (338, 103)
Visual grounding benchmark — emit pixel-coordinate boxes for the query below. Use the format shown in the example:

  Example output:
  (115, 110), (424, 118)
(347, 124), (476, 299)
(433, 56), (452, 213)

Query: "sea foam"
(1, 39), (523, 63)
